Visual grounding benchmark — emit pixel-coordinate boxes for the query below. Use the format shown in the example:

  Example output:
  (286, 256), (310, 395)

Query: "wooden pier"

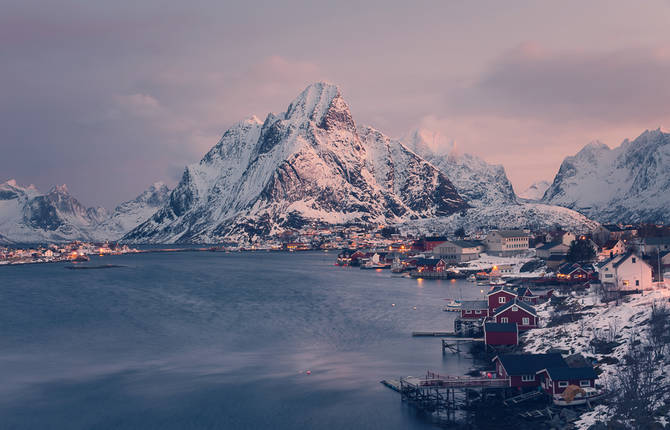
(412, 331), (455, 337)
(383, 371), (510, 422)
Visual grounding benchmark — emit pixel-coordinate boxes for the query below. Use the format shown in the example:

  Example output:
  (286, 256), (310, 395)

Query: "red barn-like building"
(536, 367), (598, 395)
(492, 299), (538, 331)
(493, 353), (567, 390)
(459, 300), (490, 319)
(487, 286), (518, 313)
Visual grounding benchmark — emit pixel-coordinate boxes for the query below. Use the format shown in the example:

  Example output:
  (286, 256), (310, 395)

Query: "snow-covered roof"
(493, 299), (537, 316)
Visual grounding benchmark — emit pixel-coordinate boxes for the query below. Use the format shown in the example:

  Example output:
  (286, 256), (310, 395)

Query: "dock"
(412, 331), (455, 337)
(382, 371), (511, 422)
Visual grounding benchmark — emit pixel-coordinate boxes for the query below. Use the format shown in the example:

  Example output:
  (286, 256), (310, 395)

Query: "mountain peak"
(284, 82), (349, 127)
(49, 184), (70, 195)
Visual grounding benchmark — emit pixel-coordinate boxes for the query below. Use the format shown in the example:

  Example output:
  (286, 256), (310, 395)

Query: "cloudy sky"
(2, 0), (670, 208)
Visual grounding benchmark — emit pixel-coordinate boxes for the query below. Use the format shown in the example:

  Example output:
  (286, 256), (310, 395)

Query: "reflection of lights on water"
(450, 279), (456, 283)
(375, 268), (382, 272)
(417, 278), (424, 286)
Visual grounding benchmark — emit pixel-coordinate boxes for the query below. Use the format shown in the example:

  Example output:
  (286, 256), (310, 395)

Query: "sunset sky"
(2, 0), (670, 207)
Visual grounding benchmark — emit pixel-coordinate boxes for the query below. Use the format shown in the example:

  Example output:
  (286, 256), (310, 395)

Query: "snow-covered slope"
(518, 180), (551, 201)
(399, 130), (596, 233)
(543, 129), (670, 223)
(403, 129), (518, 206)
(123, 83), (468, 243)
(0, 180), (108, 243)
(95, 182), (171, 240)
(405, 202), (598, 235)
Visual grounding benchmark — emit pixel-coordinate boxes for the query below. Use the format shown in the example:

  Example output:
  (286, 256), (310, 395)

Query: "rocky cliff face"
(543, 129), (670, 223)
(402, 129), (518, 207)
(124, 82), (468, 243)
(96, 182), (171, 240)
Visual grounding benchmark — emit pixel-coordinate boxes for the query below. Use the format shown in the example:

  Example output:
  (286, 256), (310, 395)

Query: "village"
(0, 241), (140, 265)
(329, 225), (670, 428)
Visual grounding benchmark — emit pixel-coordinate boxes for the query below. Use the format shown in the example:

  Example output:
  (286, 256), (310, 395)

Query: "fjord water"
(0, 251), (485, 429)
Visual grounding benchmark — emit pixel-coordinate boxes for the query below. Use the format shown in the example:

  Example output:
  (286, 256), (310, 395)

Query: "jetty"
(383, 371), (510, 422)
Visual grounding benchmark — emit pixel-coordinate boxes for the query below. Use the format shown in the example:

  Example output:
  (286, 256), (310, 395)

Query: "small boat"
(443, 299), (462, 312)
(73, 254), (90, 262)
(490, 278), (506, 287)
(467, 274), (476, 282)
(553, 387), (605, 406)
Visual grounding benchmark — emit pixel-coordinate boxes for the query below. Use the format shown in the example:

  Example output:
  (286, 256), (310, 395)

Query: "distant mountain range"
(3, 82), (665, 244)
(0, 179), (169, 243)
(542, 129), (670, 224)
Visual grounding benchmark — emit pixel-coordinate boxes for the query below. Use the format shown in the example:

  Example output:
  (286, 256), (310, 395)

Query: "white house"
(598, 252), (653, 290)
(485, 230), (530, 256)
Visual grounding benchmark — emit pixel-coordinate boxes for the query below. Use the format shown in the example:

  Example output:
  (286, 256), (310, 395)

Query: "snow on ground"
(521, 287), (670, 428)
(461, 252), (547, 278)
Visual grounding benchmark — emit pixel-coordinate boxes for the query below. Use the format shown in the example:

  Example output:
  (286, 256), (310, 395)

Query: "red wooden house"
(536, 367), (598, 395)
(492, 353), (567, 390)
(492, 299), (538, 331)
(515, 287), (540, 305)
(414, 258), (448, 273)
(483, 322), (518, 346)
(487, 286), (518, 313)
(556, 263), (590, 282)
(459, 300), (489, 319)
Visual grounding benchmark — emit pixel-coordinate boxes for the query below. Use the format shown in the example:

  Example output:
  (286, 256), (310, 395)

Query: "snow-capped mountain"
(96, 182), (171, 240)
(124, 82), (468, 243)
(543, 129), (670, 223)
(518, 180), (551, 201)
(402, 129), (518, 206)
(0, 180), (173, 243)
(0, 179), (108, 243)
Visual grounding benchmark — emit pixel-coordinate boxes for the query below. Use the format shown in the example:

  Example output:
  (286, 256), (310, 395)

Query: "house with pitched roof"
(597, 252), (653, 290)
(492, 299), (538, 330)
(492, 353), (567, 390)
(536, 241), (569, 260)
(536, 367), (598, 396)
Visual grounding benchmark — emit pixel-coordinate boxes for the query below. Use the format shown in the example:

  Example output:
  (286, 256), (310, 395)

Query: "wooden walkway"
(403, 372), (510, 389)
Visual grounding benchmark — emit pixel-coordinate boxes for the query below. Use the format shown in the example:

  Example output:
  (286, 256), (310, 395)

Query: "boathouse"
(536, 367), (598, 395)
(492, 299), (538, 330)
(483, 322), (518, 346)
(493, 353), (567, 390)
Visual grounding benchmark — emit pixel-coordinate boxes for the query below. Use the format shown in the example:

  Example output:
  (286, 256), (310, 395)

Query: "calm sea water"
(0, 251), (488, 429)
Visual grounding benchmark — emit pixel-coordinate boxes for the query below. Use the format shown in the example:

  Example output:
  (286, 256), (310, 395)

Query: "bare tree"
(612, 333), (669, 427)
(648, 301), (670, 361)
